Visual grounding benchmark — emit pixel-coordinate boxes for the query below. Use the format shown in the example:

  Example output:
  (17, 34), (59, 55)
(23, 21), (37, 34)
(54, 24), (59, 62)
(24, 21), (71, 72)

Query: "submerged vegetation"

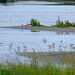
(31, 30), (40, 32)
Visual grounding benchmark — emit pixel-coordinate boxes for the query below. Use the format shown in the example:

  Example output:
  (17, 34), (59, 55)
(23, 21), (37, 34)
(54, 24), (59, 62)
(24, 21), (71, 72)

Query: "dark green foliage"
(0, 0), (7, 3)
(72, 22), (75, 27)
(30, 19), (37, 26)
(0, 70), (11, 75)
(11, 0), (14, 2)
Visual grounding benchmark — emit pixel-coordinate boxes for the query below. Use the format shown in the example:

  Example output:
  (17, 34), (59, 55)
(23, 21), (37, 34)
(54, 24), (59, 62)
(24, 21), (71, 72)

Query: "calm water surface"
(0, 28), (75, 64)
(0, 1), (75, 63)
(0, 1), (75, 26)
(0, 28), (75, 52)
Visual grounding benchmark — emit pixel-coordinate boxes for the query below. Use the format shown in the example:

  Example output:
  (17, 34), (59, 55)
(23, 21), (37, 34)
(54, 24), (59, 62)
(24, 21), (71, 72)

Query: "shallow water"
(0, 1), (75, 26)
(0, 28), (75, 64)
(0, 28), (75, 52)
(0, 1), (75, 64)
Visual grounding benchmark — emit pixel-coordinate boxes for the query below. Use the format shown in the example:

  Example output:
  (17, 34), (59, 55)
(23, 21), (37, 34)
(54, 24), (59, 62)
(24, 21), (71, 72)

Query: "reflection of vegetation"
(56, 31), (69, 35)
(31, 30), (40, 32)
(56, 31), (64, 35)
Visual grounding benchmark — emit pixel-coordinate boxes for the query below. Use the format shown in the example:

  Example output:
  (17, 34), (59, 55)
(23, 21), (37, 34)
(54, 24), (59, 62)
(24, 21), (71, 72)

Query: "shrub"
(0, 0), (7, 3)
(55, 19), (75, 28)
(30, 19), (37, 26)
(30, 19), (44, 27)
(64, 20), (69, 27)
(72, 22), (75, 27)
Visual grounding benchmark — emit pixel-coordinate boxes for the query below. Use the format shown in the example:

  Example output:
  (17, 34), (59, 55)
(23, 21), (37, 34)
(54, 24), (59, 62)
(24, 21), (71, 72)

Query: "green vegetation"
(1, 0), (75, 5)
(0, 51), (75, 75)
(30, 18), (75, 28)
(52, 17), (75, 28)
(0, 63), (75, 75)
(30, 19), (44, 27)
(31, 30), (40, 32)
(10, 0), (14, 2)
(0, 0), (7, 3)
(0, 0), (15, 3)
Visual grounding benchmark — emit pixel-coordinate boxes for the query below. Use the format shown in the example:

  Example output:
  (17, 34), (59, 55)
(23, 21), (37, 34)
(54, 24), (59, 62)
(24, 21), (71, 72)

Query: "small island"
(1, 18), (75, 32)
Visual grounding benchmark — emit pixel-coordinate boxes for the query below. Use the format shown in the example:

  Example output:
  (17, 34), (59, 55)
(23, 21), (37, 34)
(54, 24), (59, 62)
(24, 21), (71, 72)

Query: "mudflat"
(16, 51), (75, 64)
(1, 26), (75, 32)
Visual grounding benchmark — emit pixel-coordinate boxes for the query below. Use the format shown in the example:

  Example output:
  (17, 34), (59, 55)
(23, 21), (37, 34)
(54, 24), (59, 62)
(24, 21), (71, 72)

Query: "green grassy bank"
(0, 51), (75, 75)
(0, 64), (75, 75)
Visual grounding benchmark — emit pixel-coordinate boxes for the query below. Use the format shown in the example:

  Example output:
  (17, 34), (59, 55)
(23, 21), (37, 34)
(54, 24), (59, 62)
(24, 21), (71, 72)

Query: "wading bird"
(48, 45), (52, 52)
(23, 46), (27, 53)
(60, 40), (63, 44)
(42, 38), (47, 43)
(17, 46), (21, 53)
(0, 42), (3, 46)
(9, 43), (13, 48)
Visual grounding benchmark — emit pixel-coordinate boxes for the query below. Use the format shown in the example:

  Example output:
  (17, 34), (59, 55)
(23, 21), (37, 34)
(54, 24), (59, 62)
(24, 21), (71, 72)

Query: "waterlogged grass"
(0, 51), (75, 75)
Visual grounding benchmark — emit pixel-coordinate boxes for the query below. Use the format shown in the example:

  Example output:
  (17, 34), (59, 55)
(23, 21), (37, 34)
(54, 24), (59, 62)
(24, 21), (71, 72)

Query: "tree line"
(0, 0), (75, 3)
(0, 0), (14, 3)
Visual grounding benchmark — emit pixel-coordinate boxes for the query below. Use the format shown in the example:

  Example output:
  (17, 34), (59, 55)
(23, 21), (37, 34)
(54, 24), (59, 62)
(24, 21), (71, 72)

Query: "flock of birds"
(42, 38), (75, 52)
(0, 38), (75, 55)
(0, 42), (27, 54)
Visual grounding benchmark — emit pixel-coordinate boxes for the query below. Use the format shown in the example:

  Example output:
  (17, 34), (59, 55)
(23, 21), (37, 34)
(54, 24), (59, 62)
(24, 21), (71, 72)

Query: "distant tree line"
(0, 0), (7, 3)
(0, 0), (75, 3)
(16, 0), (75, 2)
(0, 0), (14, 3)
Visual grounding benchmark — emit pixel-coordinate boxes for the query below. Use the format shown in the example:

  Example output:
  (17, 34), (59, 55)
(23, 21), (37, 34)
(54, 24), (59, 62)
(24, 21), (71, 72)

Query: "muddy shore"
(1, 26), (75, 32)
(16, 51), (75, 64)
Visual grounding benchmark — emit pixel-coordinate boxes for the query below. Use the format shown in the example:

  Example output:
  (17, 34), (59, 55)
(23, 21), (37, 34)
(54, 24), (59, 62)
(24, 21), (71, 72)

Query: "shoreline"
(17, 51), (75, 64)
(17, 51), (75, 56)
(1, 26), (75, 32)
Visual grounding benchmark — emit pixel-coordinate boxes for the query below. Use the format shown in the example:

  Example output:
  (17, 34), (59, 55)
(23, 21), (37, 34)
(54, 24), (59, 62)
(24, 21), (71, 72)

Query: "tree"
(0, 0), (7, 3)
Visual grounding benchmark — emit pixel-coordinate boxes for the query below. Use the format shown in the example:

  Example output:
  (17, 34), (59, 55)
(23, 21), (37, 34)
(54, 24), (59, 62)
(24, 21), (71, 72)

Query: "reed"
(0, 50), (75, 75)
